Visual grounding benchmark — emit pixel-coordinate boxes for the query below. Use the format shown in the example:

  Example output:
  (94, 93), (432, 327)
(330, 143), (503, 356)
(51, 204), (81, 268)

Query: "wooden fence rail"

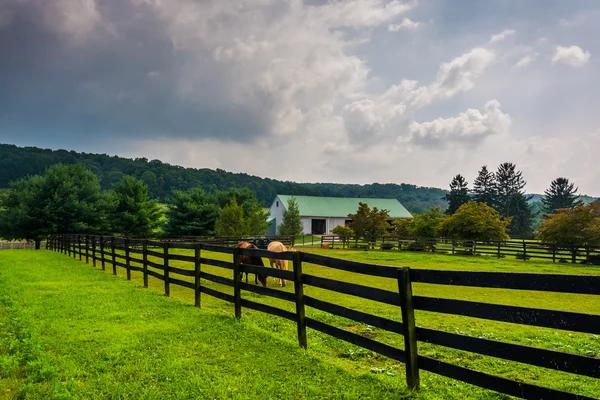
(47, 234), (600, 400)
(321, 235), (600, 265)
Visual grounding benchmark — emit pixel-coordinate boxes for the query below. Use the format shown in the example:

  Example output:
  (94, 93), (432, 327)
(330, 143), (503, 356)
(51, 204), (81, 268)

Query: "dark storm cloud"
(0, 0), (268, 147)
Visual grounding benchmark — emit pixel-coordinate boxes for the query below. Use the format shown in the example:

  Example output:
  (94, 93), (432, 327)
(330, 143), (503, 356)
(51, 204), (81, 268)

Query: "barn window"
(276, 201), (279, 207)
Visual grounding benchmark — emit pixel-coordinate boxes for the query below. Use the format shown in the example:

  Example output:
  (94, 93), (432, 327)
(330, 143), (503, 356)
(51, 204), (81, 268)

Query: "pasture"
(4, 245), (600, 399)
(0, 251), (411, 399)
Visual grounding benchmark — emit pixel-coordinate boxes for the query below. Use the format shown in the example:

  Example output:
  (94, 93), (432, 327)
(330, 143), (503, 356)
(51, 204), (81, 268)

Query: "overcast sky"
(1, 0), (599, 195)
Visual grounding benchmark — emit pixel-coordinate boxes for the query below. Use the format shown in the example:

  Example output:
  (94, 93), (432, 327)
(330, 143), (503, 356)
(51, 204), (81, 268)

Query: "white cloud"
(409, 100), (511, 146)
(388, 18), (420, 31)
(514, 52), (539, 68)
(552, 45), (591, 67)
(489, 29), (515, 44)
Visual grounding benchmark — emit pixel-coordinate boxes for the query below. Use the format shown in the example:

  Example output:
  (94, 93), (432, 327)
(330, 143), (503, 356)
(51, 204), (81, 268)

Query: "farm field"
(0, 251), (411, 400)
(3, 247), (600, 399)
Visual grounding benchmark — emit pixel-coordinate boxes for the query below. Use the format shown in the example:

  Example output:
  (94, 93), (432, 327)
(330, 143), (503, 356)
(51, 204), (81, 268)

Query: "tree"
(278, 197), (303, 237)
(494, 163), (534, 238)
(347, 202), (390, 240)
(110, 176), (163, 237)
(472, 166), (497, 208)
(331, 225), (354, 246)
(389, 218), (414, 239)
(217, 188), (268, 235)
(164, 188), (220, 236)
(0, 164), (113, 248)
(537, 202), (600, 246)
(443, 174), (470, 215)
(215, 199), (246, 237)
(438, 202), (510, 241)
(542, 177), (579, 216)
(411, 207), (446, 239)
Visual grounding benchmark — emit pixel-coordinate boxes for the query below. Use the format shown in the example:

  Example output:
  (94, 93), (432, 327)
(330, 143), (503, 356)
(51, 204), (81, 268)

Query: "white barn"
(267, 195), (413, 235)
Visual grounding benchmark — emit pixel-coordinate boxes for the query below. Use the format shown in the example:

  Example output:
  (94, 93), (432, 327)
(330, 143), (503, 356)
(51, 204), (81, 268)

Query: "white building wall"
(268, 197), (285, 234)
(301, 218), (312, 234)
(327, 217), (349, 234)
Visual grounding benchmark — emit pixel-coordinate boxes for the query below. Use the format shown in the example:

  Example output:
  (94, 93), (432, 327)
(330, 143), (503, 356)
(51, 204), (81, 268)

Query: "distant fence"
(48, 234), (600, 399)
(0, 240), (45, 250)
(321, 236), (600, 264)
(155, 235), (295, 247)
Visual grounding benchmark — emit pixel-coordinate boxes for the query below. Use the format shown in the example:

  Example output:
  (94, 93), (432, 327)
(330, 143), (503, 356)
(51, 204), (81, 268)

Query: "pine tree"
(215, 199), (246, 237)
(472, 166), (497, 208)
(278, 197), (303, 237)
(111, 176), (163, 237)
(542, 177), (579, 216)
(164, 188), (220, 236)
(443, 174), (470, 215)
(494, 163), (534, 238)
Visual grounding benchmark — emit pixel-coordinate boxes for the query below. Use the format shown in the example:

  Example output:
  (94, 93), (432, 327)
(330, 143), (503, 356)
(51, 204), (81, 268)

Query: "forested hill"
(0, 143), (447, 214)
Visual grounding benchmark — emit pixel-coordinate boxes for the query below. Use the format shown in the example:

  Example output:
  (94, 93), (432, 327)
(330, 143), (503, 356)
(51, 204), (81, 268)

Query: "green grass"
(3, 248), (600, 399)
(0, 251), (416, 400)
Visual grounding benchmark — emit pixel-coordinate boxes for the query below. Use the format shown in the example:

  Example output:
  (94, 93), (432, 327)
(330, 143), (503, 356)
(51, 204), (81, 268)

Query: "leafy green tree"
(0, 164), (113, 248)
(443, 174), (470, 215)
(110, 176), (163, 237)
(542, 177), (579, 216)
(411, 207), (447, 239)
(537, 202), (600, 246)
(331, 225), (354, 246)
(164, 188), (220, 236)
(245, 200), (269, 235)
(347, 202), (390, 240)
(215, 199), (246, 237)
(494, 163), (534, 238)
(278, 197), (303, 237)
(389, 218), (413, 239)
(472, 166), (497, 208)
(438, 202), (510, 241)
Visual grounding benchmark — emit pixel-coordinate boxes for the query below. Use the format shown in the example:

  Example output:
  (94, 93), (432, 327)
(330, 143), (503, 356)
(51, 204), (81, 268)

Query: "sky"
(0, 0), (599, 196)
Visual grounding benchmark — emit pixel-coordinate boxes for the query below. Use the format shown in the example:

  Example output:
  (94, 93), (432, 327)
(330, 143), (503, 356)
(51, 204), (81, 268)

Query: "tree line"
(0, 164), (272, 248)
(0, 143), (447, 214)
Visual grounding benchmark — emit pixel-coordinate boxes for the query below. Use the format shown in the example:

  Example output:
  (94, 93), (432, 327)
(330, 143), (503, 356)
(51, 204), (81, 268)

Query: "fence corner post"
(143, 239), (149, 288)
(194, 243), (202, 308)
(233, 247), (242, 320)
(293, 251), (307, 349)
(398, 267), (420, 391)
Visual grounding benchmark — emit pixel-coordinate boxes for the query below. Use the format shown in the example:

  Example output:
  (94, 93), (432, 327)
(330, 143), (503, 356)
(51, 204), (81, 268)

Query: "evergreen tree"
(494, 163), (534, 238)
(215, 199), (246, 237)
(0, 164), (113, 248)
(164, 188), (220, 236)
(110, 176), (163, 237)
(443, 174), (470, 215)
(245, 200), (269, 235)
(472, 166), (497, 208)
(542, 177), (579, 216)
(278, 197), (303, 237)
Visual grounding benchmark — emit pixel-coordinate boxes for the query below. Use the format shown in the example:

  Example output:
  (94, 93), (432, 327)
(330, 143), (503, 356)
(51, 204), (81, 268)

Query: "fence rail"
(47, 234), (600, 400)
(321, 235), (600, 264)
(0, 240), (46, 250)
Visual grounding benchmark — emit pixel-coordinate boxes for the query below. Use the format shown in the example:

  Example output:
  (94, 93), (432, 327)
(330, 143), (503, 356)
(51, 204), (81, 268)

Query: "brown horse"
(236, 242), (268, 287)
(267, 241), (289, 287)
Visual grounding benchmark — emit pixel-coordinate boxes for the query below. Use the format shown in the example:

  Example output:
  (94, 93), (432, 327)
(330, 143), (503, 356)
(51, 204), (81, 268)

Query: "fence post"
(125, 237), (131, 280)
(552, 244), (556, 263)
(78, 235), (82, 261)
(72, 235), (76, 258)
(293, 252), (307, 349)
(67, 235), (71, 257)
(233, 247), (242, 320)
(398, 268), (420, 391)
(92, 236), (97, 267)
(523, 240), (527, 261)
(85, 235), (90, 264)
(571, 245), (577, 264)
(497, 241), (501, 258)
(100, 237), (105, 271)
(163, 242), (170, 296)
(143, 239), (149, 288)
(194, 244), (202, 308)
(111, 237), (117, 275)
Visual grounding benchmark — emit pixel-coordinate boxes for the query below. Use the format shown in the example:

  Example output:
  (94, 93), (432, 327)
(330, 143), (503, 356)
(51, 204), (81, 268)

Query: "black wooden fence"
(321, 236), (600, 264)
(48, 234), (600, 400)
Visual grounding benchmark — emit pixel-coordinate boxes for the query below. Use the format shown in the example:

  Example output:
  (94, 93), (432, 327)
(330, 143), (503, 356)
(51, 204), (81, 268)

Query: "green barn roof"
(275, 195), (412, 218)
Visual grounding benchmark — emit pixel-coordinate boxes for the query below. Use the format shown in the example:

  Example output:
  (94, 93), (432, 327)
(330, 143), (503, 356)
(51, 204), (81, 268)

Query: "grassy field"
(3, 247), (600, 399)
(0, 251), (412, 400)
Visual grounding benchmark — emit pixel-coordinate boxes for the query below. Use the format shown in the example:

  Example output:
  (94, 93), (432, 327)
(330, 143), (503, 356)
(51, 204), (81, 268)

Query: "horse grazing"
(236, 242), (267, 287)
(267, 241), (290, 287)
